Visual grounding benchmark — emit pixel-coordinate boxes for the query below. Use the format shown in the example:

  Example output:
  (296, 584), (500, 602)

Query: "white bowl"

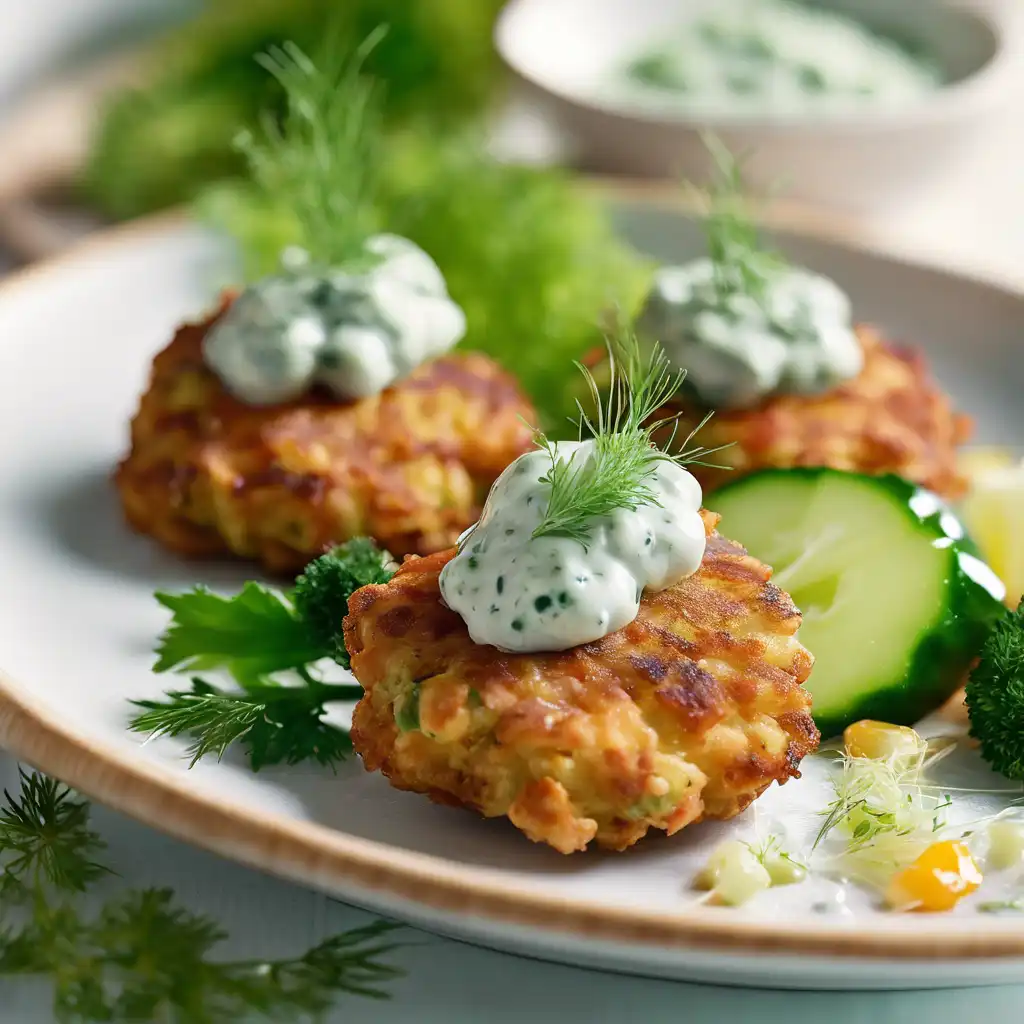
(496, 0), (1023, 212)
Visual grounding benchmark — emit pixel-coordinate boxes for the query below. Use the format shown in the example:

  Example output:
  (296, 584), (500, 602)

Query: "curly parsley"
(965, 599), (1024, 780)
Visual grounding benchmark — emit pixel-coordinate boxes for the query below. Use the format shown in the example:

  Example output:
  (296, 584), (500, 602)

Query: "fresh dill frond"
(0, 774), (404, 1021)
(1, 895), (403, 1022)
(0, 771), (108, 896)
(130, 681), (265, 768)
(130, 677), (360, 771)
(228, 920), (404, 1007)
(696, 132), (784, 301)
(76, 891), (398, 1019)
(531, 328), (729, 545)
(236, 29), (386, 269)
(74, 897), (402, 1021)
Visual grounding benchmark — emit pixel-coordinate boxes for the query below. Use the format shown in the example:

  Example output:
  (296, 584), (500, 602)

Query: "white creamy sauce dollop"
(203, 234), (466, 405)
(438, 441), (707, 653)
(636, 258), (863, 410)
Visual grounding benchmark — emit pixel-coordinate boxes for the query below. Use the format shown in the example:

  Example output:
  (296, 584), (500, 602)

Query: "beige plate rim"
(1, 210), (1023, 964)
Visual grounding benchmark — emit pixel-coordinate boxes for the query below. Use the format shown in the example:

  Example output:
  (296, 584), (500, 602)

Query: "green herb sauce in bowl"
(622, 0), (941, 115)
(497, 0), (1011, 210)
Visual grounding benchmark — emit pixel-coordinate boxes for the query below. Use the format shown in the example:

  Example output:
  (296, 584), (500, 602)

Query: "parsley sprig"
(129, 538), (394, 770)
(0, 771), (402, 1022)
(531, 329), (728, 545)
(965, 599), (1024, 780)
(152, 584), (328, 685)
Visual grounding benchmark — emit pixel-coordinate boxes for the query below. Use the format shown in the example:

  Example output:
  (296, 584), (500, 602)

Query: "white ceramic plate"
(2, 203), (1024, 990)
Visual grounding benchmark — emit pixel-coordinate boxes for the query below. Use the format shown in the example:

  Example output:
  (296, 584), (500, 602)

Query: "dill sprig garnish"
(235, 29), (386, 269)
(0, 771), (109, 899)
(0, 772), (403, 1020)
(696, 133), (784, 301)
(530, 328), (728, 545)
(129, 677), (359, 771)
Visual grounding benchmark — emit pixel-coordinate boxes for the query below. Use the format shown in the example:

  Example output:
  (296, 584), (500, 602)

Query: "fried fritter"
(116, 299), (536, 572)
(664, 326), (972, 498)
(346, 510), (818, 854)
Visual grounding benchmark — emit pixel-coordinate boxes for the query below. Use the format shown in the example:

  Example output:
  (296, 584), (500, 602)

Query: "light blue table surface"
(0, 751), (1020, 1023)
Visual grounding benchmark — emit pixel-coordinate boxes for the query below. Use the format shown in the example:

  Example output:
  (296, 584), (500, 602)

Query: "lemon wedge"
(959, 447), (1024, 607)
(960, 447), (1016, 480)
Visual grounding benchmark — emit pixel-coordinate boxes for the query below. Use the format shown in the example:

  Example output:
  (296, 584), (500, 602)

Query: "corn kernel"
(844, 720), (923, 765)
(885, 840), (983, 912)
(695, 841), (771, 907)
(986, 820), (1024, 871)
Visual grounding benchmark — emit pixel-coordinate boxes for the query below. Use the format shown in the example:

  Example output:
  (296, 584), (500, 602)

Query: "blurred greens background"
(83, 0), (508, 219)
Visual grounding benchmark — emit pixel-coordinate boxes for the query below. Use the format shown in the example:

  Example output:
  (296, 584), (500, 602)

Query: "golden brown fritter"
(346, 510), (818, 854)
(662, 326), (972, 499)
(116, 298), (536, 573)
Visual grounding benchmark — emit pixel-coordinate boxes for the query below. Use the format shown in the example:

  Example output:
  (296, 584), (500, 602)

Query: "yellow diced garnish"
(885, 840), (982, 912)
(986, 820), (1024, 871)
(694, 840), (771, 906)
(843, 720), (923, 764)
(959, 449), (1024, 607)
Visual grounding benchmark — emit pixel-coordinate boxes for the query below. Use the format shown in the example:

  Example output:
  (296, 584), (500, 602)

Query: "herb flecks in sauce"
(439, 333), (723, 653)
(205, 235), (466, 405)
(636, 138), (863, 410)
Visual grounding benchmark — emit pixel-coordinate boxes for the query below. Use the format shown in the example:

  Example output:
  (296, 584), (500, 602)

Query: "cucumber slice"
(708, 469), (1006, 739)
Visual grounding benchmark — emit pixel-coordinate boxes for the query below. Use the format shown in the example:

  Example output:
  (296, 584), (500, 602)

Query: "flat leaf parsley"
(130, 538), (395, 770)
(153, 583), (326, 685)
(0, 771), (402, 1022)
